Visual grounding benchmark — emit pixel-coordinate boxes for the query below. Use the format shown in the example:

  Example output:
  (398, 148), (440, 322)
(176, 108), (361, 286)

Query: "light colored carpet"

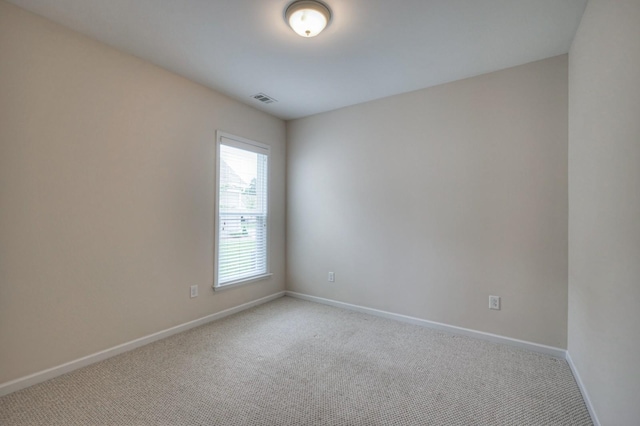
(0, 296), (592, 425)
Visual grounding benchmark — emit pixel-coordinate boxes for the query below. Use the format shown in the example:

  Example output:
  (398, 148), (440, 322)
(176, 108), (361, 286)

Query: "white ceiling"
(7, 0), (587, 120)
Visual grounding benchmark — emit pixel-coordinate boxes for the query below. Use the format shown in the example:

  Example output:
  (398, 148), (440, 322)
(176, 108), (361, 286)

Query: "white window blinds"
(216, 133), (269, 287)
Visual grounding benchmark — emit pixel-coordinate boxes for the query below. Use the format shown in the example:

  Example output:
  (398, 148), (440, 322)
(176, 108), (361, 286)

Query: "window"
(215, 132), (270, 289)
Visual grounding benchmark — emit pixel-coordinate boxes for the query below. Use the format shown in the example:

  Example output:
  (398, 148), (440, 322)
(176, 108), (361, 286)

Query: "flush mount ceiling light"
(285, 0), (332, 38)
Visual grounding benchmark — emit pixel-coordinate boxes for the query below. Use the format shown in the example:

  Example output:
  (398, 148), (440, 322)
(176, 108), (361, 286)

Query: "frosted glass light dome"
(285, 1), (332, 38)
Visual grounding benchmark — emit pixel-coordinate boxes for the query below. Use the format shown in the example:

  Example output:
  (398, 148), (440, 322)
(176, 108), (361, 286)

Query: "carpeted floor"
(0, 296), (592, 425)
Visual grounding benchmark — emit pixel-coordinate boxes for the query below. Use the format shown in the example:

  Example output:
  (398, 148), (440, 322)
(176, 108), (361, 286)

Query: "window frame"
(214, 131), (272, 291)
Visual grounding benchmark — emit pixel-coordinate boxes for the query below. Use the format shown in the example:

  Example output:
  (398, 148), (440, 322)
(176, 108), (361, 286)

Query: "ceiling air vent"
(252, 93), (277, 104)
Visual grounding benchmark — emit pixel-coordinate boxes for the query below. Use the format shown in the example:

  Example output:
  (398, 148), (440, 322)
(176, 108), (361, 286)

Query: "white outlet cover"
(190, 285), (198, 298)
(489, 295), (500, 310)
(328, 272), (335, 282)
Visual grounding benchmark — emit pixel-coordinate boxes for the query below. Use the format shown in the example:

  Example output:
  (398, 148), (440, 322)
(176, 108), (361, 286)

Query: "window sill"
(213, 273), (273, 292)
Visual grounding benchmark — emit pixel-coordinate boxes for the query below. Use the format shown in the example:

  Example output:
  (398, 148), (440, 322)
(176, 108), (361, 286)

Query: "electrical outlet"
(328, 272), (335, 282)
(489, 295), (500, 310)
(190, 285), (198, 298)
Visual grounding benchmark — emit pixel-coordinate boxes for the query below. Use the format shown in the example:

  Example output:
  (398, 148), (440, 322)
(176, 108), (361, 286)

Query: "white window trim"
(213, 273), (273, 292)
(214, 131), (271, 290)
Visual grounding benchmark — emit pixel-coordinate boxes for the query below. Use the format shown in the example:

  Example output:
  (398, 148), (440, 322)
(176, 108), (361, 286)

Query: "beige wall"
(0, 1), (286, 384)
(287, 55), (569, 348)
(568, 0), (640, 424)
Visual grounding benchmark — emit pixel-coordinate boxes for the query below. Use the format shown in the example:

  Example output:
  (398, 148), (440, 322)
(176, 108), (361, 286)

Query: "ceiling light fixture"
(285, 0), (332, 38)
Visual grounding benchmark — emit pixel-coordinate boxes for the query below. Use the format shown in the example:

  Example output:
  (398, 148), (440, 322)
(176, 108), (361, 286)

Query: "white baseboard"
(1, 289), (599, 426)
(286, 291), (599, 425)
(0, 291), (286, 397)
(285, 291), (566, 358)
(565, 352), (601, 426)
